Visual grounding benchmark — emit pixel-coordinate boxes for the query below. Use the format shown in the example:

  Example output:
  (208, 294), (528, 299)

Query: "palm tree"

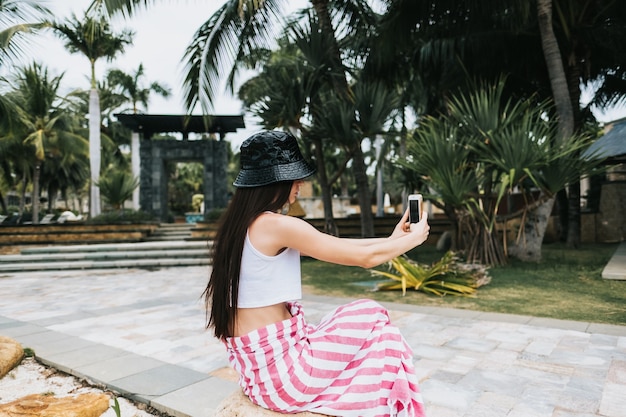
(537, 0), (574, 143)
(52, 13), (133, 219)
(1, 62), (89, 223)
(97, 166), (139, 213)
(542, 0), (626, 248)
(41, 147), (90, 213)
(536, 0), (577, 249)
(237, 10), (400, 236)
(106, 63), (171, 114)
(0, 117), (25, 215)
(0, 0), (50, 67)
(97, 0), (626, 243)
(404, 78), (602, 264)
(367, 0), (626, 251)
(162, 2), (376, 234)
(1, 0), (51, 130)
(106, 63), (170, 209)
(311, 80), (401, 236)
(237, 31), (347, 235)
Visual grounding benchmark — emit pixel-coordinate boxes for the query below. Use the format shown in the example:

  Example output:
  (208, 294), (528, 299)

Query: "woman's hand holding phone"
(407, 194), (429, 244)
(408, 194), (422, 223)
(391, 194), (429, 244)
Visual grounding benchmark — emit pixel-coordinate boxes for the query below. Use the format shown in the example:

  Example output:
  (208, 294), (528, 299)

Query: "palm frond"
(182, 0), (287, 112)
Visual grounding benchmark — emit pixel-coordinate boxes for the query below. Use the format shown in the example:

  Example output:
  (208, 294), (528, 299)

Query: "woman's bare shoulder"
(251, 212), (314, 237)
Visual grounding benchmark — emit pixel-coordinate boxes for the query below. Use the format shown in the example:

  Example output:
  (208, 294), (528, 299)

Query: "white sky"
(23, 0), (289, 150)
(10, 0), (626, 151)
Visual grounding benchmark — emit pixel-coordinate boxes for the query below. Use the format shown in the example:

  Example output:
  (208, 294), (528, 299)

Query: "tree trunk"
(509, 197), (556, 262)
(375, 135), (384, 217)
(351, 144), (375, 237)
(565, 50), (584, 249)
(310, 0), (352, 234)
(32, 161), (41, 224)
(400, 112), (408, 214)
(445, 206), (460, 252)
(459, 211), (506, 266)
(19, 176), (27, 217)
(537, 0), (574, 144)
(292, 7), (341, 238)
(556, 188), (568, 241)
(47, 184), (57, 212)
(312, 135), (338, 236)
(566, 180), (581, 248)
(0, 190), (7, 214)
(89, 87), (101, 218)
(531, 0), (576, 257)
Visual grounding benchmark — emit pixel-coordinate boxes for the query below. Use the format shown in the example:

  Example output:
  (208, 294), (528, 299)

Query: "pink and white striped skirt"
(224, 299), (426, 417)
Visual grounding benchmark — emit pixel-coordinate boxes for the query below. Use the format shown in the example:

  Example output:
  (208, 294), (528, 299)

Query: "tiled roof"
(583, 118), (626, 159)
(114, 114), (245, 138)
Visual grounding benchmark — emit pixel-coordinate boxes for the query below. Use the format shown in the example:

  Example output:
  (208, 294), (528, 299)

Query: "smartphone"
(408, 194), (422, 223)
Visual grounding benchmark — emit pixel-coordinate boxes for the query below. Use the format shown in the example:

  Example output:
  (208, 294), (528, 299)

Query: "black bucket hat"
(233, 131), (316, 188)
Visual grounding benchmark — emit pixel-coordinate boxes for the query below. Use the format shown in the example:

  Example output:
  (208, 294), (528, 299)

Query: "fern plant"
(97, 168), (139, 212)
(371, 251), (490, 297)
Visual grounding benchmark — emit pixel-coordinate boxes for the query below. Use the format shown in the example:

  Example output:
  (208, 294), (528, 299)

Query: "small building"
(582, 118), (626, 242)
(115, 114), (245, 222)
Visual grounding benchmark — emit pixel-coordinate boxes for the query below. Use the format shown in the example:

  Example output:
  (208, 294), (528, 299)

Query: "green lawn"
(301, 242), (626, 326)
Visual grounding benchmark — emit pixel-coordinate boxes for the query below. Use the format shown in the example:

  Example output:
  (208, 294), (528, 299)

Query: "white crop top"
(237, 232), (302, 308)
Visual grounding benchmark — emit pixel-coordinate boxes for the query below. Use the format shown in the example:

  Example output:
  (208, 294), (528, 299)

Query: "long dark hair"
(203, 181), (294, 339)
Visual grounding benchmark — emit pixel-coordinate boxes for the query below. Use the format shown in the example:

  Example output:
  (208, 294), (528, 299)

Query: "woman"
(204, 130), (429, 417)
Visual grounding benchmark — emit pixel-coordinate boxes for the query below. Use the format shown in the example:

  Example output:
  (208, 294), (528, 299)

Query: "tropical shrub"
(371, 251), (491, 297)
(97, 168), (138, 211)
(87, 209), (155, 224)
(401, 78), (603, 265)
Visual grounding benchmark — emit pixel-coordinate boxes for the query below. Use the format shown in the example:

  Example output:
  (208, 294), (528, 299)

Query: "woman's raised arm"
(270, 211), (430, 269)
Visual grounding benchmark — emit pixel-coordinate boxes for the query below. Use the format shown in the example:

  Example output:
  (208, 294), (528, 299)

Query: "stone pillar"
(153, 143), (167, 221)
(203, 145), (214, 215)
(205, 139), (229, 213)
(88, 89), (101, 218)
(597, 182), (626, 242)
(139, 140), (154, 218)
(131, 132), (140, 210)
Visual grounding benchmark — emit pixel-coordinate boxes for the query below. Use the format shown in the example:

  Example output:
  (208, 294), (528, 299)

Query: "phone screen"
(409, 198), (420, 223)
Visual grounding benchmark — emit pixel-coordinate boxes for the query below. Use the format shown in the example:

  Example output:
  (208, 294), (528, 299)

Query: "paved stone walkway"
(0, 265), (625, 417)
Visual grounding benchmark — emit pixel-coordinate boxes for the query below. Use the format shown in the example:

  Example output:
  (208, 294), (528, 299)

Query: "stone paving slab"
(74, 353), (167, 384)
(152, 377), (240, 417)
(44, 343), (130, 371)
(108, 363), (209, 399)
(11, 329), (96, 357)
(0, 266), (625, 417)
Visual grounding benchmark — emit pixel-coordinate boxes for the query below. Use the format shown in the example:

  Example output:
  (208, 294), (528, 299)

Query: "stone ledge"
(0, 223), (157, 234)
(0, 336), (23, 378)
(1, 232), (146, 244)
(0, 393), (110, 417)
(0, 224), (158, 246)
